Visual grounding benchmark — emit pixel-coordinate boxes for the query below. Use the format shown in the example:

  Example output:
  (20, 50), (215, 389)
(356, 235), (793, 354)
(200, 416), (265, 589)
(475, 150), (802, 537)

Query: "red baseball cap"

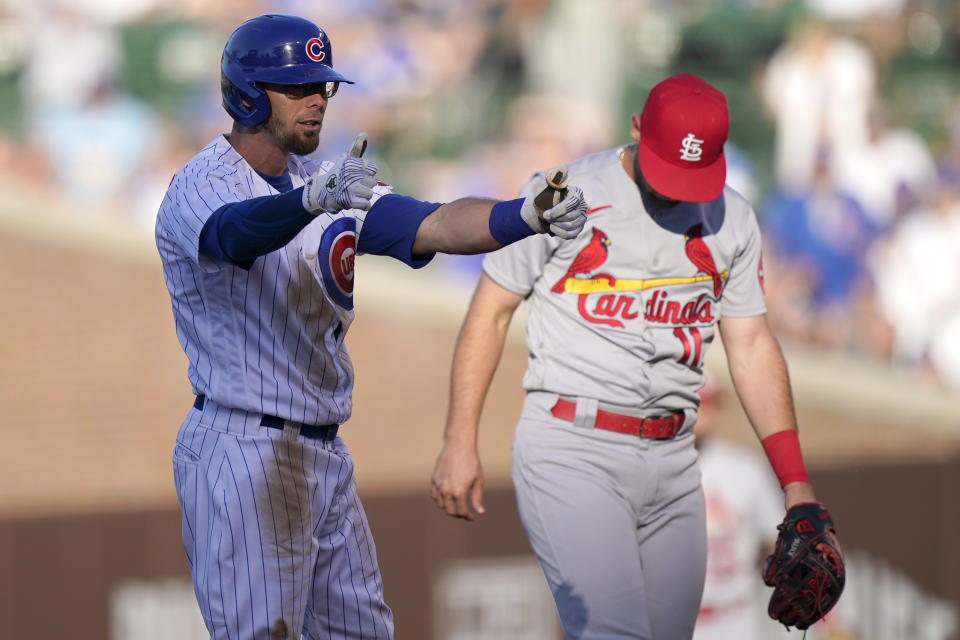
(637, 74), (728, 202)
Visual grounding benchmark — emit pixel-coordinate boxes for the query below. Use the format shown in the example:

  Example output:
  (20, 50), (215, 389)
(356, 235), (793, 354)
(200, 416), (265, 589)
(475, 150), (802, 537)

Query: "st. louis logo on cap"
(679, 133), (704, 162)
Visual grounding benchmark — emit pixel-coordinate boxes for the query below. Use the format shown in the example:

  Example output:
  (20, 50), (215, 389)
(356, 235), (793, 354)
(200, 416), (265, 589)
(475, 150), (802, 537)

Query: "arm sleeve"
(357, 193), (442, 268)
(199, 188), (314, 269)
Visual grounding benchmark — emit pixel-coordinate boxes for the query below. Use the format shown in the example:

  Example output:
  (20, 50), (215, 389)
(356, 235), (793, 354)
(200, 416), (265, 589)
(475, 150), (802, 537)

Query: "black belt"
(193, 395), (339, 441)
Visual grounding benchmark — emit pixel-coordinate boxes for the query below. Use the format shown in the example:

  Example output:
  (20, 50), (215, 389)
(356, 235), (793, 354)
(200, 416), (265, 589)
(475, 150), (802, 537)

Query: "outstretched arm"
(718, 314), (816, 509)
(412, 171), (586, 256)
(412, 197), (508, 255)
(431, 273), (524, 520)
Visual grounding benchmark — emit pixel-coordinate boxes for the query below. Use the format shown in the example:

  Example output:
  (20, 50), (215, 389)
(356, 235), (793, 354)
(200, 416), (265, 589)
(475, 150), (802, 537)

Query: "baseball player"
(155, 14), (586, 640)
(431, 73), (842, 639)
(692, 379), (792, 640)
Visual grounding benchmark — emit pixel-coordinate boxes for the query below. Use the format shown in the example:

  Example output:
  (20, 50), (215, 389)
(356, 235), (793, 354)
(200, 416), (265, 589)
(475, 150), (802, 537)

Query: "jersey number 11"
(673, 327), (703, 367)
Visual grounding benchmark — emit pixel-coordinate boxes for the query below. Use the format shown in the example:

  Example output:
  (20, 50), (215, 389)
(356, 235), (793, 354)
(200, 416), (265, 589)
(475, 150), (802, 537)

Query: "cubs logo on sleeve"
(318, 216), (357, 309)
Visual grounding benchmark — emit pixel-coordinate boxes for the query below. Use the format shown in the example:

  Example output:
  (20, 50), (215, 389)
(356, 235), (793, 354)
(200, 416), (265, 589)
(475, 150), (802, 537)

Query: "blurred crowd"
(753, 3), (960, 392)
(1, 0), (960, 391)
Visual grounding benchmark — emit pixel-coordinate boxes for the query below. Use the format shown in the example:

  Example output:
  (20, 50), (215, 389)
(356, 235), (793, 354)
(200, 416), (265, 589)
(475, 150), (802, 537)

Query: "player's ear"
(629, 114), (642, 144)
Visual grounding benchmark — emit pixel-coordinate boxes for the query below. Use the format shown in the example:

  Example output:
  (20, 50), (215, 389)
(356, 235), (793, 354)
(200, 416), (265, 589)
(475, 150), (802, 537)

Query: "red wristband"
(761, 430), (809, 488)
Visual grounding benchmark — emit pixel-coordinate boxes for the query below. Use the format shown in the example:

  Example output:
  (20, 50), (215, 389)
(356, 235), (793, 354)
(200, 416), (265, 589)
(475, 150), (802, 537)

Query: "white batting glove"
(302, 136), (378, 214)
(520, 185), (588, 239)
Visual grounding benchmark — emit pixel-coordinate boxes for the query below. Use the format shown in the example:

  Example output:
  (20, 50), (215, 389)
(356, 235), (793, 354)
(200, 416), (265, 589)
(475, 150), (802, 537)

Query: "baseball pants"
(511, 392), (707, 640)
(172, 398), (393, 640)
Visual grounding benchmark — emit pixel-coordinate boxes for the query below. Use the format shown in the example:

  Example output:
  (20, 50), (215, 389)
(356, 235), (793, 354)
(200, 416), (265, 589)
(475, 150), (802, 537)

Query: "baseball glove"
(762, 502), (845, 630)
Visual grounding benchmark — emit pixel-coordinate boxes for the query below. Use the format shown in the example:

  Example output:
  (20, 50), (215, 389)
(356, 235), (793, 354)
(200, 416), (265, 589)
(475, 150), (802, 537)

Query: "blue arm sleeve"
(198, 188), (314, 268)
(358, 193), (442, 268)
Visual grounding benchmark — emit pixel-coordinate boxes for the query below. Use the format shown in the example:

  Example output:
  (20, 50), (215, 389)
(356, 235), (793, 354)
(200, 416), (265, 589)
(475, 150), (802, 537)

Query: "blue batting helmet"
(220, 14), (353, 127)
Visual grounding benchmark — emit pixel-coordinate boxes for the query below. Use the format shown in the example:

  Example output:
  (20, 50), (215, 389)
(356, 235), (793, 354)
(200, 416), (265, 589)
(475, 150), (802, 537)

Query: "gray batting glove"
(520, 185), (587, 239)
(302, 156), (378, 214)
(542, 186), (587, 239)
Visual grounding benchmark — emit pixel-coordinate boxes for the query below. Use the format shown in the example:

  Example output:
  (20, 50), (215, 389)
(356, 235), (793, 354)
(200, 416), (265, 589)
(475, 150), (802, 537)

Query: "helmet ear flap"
(220, 60), (271, 127)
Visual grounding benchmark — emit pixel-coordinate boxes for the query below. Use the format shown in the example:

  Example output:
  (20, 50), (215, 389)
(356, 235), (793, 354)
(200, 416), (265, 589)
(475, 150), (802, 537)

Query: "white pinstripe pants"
(173, 404), (393, 640)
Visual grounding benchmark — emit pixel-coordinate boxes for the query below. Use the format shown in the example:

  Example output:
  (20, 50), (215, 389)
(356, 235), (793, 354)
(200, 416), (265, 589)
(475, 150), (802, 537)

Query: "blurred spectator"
(15, 4), (161, 214)
(118, 13), (227, 140)
(804, 0), (905, 24)
(25, 68), (160, 214)
(869, 171), (960, 388)
(17, 6), (124, 112)
(937, 94), (960, 190)
(832, 101), (938, 230)
(486, 92), (611, 194)
(761, 156), (881, 350)
(692, 376), (790, 640)
(524, 0), (622, 144)
(313, 5), (495, 163)
(126, 119), (194, 230)
(760, 18), (875, 194)
(723, 140), (759, 207)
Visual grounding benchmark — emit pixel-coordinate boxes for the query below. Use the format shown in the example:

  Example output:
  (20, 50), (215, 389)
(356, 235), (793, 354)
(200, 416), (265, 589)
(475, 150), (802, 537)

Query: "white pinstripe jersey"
(484, 146), (766, 412)
(156, 135), (391, 426)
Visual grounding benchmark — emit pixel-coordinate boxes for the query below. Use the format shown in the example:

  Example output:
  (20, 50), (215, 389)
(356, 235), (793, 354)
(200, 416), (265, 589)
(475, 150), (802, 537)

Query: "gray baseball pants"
(511, 392), (707, 640)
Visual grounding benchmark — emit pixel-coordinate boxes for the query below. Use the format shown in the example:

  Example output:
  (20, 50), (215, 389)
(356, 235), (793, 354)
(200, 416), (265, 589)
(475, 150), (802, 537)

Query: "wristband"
(489, 198), (536, 246)
(761, 430), (809, 488)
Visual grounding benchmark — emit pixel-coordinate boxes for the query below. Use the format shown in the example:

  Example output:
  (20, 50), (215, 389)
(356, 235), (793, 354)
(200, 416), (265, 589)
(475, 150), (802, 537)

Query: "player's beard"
(265, 114), (321, 156)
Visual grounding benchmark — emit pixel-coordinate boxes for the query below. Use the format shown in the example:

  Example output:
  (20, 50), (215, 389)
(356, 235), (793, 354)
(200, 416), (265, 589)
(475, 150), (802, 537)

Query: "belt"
(193, 395), (339, 441)
(550, 398), (683, 439)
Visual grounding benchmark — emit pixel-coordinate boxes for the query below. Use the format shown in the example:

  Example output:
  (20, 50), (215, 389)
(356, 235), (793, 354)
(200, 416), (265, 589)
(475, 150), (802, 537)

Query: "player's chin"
(288, 130), (321, 155)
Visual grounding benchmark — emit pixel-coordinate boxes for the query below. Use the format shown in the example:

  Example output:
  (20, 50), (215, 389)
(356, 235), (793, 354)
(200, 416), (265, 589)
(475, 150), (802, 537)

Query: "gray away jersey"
(156, 135), (389, 426)
(484, 146), (766, 412)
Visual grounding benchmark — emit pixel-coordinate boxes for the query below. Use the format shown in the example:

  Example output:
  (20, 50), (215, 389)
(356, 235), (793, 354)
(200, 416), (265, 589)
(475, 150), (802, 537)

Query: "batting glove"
(302, 137), (378, 214)
(520, 185), (587, 240)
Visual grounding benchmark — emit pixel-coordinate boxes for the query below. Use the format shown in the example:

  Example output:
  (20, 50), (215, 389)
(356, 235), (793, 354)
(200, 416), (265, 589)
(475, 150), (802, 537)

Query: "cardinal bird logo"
(552, 228), (611, 293)
(684, 224), (723, 298)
